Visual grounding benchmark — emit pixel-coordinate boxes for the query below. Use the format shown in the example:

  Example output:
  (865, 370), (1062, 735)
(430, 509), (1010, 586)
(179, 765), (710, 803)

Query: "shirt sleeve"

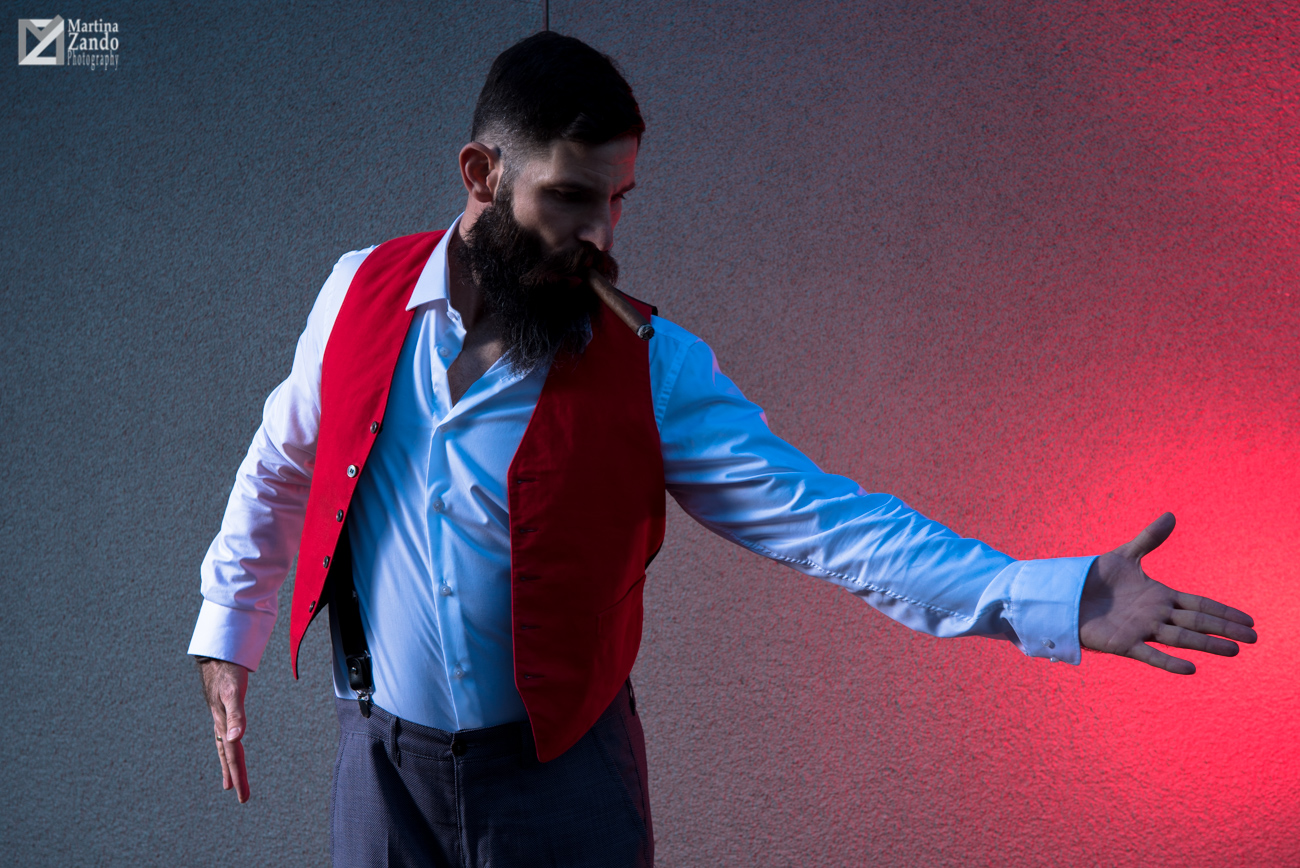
(652, 321), (1093, 665)
(187, 248), (373, 671)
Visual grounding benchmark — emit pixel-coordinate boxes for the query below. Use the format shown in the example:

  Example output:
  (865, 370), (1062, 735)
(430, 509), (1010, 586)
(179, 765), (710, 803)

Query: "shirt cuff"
(186, 599), (277, 672)
(1006, 555), (1096, 665)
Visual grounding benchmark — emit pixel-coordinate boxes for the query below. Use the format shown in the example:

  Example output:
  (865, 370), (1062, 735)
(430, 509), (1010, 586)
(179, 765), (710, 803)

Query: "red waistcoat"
(288, 230), (666, 762)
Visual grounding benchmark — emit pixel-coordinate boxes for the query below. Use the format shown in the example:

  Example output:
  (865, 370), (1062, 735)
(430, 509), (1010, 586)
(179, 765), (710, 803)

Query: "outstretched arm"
(1079, 512), (1256, 673)
(649, 321), (1255, 672)
(651, 323), (1090, 661)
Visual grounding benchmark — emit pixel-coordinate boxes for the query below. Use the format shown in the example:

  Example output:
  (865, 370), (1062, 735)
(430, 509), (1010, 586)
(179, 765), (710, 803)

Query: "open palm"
(1078, 512), (1257, 674)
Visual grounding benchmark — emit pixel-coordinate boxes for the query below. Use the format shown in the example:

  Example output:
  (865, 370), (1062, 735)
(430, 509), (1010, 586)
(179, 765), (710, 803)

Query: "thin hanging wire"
(542, 0), (549, 30)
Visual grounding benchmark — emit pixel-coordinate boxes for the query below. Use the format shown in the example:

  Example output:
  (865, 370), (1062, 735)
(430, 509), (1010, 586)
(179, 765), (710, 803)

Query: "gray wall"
(4, 1), (1297, 865)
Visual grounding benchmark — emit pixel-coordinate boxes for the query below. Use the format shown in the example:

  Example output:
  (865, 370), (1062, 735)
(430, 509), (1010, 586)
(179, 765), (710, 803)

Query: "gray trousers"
(331, 682), (653, 867)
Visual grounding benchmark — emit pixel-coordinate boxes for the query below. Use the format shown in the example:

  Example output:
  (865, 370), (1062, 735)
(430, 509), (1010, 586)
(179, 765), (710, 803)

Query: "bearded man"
(188, 31), (1257, 868)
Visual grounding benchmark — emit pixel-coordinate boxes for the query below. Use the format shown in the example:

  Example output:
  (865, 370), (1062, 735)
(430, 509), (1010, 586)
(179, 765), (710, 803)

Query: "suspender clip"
(347, 650), (374, 718)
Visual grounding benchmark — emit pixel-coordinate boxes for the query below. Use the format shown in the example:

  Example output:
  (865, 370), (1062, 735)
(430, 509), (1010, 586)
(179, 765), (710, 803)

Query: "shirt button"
(438, 346), (450, 358)
(433, 498), (445, 513)
(1043, 639), (1055, 650)
(346, 464), (358, 478)
(439, 584), (452, 597)
(453, 665), (464, 679)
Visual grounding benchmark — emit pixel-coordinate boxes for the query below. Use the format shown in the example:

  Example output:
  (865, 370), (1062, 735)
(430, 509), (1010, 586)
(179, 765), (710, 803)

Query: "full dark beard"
(455, 188), (617, 376)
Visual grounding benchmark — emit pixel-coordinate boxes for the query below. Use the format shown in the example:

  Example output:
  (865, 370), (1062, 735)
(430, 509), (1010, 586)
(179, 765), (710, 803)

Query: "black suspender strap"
(328, 523), (375, 718)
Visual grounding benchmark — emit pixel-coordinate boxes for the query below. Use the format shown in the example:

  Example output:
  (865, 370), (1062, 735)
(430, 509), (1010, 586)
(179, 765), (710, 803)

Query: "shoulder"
(325, 244), (380, 291)
(320, 243), (381, 302)
(647, 314), (706, 357)
(646, 314), (727, 421)
(321, 230), (444, 304)
(301, 244), (380, 345)
(649, 314), (726, 374)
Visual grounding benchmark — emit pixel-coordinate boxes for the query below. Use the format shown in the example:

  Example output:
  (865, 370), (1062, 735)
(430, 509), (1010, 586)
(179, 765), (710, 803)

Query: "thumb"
(223, 687), (247, 742)
(1120, 511), (1176, 560)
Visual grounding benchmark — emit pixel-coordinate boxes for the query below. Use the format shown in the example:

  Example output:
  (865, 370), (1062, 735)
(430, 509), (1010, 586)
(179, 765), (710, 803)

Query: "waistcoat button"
(336, 509), (344, 522)
(370, 421), (379, 433)
(323, 555), (331, 568)
(346, 465), (358, 477)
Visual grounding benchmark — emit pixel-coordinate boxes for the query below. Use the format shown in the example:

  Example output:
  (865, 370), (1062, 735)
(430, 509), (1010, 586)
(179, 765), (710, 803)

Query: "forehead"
(517, 135), (638, 189)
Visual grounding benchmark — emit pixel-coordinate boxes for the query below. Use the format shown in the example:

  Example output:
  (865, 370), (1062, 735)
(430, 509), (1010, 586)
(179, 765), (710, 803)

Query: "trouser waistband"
(334, 682), (632, 764)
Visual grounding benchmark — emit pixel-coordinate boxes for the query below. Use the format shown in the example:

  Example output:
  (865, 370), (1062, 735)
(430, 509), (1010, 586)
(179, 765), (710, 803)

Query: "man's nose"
(576, 208), (615, 252)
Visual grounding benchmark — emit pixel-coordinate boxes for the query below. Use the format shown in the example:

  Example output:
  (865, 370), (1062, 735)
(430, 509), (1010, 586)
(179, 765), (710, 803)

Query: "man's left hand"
(1078, 512), (1257, 674)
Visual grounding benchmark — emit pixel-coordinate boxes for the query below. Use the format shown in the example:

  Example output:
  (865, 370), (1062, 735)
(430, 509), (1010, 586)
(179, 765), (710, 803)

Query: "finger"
(223, 736), (250, 804)
(1119, 512), (1176, 560)
(214, 726), (232, 790)
(1175, 592), (1255, 629)
(1129, 641), (1195, 675)
(1169, 608), (1258, 643)
(208, 702), (233, 791)
(1155, 623), (1240, 657)
(221, 687), (249, 802)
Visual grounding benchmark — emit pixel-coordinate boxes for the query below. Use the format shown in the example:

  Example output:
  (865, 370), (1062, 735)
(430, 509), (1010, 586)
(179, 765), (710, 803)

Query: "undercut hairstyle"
(470, 32), (645, 172)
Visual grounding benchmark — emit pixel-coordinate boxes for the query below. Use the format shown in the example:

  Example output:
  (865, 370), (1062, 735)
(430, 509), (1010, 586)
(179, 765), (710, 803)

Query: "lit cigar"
(588, 269), (654, 340)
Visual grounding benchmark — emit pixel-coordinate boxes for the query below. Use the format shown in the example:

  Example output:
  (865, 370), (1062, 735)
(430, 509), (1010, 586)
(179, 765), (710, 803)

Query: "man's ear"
(459, 142), (502, 205)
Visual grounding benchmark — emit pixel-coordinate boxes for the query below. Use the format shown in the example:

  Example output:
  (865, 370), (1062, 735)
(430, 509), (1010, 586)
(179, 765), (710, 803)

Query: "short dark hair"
(470, 32), (645, 154)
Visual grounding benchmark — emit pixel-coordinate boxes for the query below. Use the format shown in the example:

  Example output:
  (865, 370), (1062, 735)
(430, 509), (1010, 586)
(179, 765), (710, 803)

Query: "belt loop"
(386, 713), (401, 767)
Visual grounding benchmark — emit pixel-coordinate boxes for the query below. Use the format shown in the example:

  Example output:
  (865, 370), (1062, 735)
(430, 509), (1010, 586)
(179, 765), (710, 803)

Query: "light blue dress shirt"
(189, 216), (1094, 732)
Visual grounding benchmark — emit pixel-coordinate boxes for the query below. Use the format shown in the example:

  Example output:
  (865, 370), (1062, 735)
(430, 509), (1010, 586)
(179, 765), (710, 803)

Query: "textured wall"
(3, 1), (1296, 865)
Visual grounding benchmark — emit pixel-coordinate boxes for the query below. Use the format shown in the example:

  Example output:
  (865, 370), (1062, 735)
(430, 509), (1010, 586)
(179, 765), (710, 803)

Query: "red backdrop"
(617, 2), (1299, 864)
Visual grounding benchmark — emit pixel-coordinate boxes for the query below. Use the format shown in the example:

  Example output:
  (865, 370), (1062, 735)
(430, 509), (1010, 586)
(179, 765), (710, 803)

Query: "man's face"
(456, 135), (639, 374)
(508, 134), (639, 261)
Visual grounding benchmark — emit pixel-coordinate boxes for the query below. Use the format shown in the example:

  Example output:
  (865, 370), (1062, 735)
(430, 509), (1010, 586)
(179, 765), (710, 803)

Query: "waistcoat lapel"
(290, 231), (443, 674)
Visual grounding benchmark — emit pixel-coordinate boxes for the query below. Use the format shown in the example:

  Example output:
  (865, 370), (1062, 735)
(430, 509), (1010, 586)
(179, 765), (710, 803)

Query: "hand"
(1078, 512), (1257, 674)
(197, 657), (252, 802)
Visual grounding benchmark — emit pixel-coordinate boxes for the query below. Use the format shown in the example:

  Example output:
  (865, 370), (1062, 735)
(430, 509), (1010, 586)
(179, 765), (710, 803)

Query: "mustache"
(519, 242), (619, 290)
